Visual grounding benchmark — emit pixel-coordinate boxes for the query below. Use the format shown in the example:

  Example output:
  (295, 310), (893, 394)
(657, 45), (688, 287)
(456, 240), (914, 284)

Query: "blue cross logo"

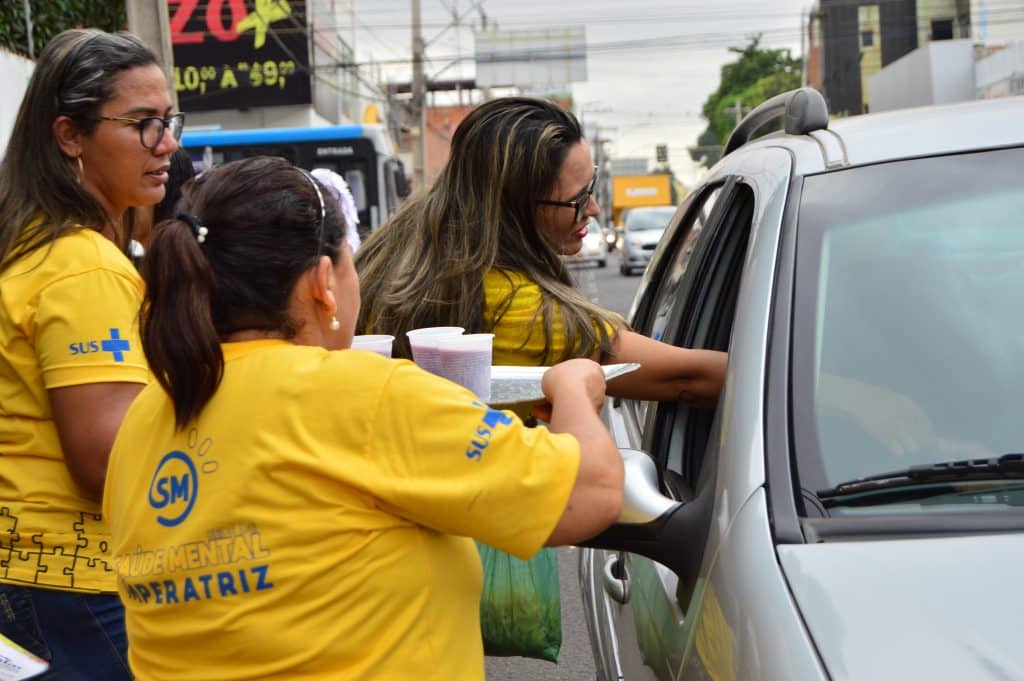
(101, 328), (130, 363)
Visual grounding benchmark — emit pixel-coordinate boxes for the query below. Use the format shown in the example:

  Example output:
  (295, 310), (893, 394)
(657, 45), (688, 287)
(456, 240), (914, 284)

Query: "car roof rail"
(723, 87), (829, 156)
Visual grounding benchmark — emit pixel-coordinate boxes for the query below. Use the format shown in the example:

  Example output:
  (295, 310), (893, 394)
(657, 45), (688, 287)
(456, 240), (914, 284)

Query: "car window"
(652, 184), (754, 486)
(646, 190), (723, 343)
(792, 146), (1024, 513)
(630, 186), (724, 426)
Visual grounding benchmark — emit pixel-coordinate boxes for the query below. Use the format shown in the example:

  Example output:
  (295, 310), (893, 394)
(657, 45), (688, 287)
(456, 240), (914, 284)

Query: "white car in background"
(565, 218), (607, 268)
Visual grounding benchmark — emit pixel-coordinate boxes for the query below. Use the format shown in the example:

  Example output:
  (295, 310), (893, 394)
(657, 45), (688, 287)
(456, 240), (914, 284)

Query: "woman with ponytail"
(104, 156), (624, 680)
(0, 28), (181, 678)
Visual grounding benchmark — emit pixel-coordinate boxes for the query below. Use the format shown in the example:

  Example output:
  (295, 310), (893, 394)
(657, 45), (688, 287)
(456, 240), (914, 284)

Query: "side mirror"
(581, 447), (713, 590)
(618, 448), (680, 524)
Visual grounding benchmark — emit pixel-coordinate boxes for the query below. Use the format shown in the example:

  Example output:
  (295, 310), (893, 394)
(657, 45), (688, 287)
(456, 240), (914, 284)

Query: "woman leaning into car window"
(356, 96), (726, 407)
(0, 28), (182, 678)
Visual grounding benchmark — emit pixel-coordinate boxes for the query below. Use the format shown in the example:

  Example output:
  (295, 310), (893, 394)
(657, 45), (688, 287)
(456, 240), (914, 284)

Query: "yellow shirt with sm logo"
(105, 341), (580, 680)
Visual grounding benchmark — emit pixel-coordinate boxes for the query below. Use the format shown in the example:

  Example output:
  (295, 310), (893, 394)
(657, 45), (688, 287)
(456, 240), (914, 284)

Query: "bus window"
(344, 170), (367, 212)
(390, 159), (410, 199)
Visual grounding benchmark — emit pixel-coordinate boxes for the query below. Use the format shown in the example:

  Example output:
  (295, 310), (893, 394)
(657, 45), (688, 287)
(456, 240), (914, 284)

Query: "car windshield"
(792, 146), (1024, 510)
(625, 207), (676, 231)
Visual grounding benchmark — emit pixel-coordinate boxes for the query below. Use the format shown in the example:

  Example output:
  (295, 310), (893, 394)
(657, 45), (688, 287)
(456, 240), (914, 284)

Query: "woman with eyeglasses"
(0, 28), (182, 678)
(103, 155), (622, 679)
(357, 97), (726, 408)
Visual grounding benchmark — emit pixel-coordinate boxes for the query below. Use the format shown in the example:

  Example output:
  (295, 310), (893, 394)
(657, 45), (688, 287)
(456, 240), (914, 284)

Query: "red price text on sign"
(169, 0), (248, 45)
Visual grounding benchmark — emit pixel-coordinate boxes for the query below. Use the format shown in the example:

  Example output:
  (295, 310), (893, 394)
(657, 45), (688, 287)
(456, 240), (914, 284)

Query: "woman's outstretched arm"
(603, 330), (727, 408)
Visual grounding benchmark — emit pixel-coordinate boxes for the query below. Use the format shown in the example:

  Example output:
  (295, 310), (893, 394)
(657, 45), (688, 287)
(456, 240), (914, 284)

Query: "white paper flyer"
(0, 634), (48, 681)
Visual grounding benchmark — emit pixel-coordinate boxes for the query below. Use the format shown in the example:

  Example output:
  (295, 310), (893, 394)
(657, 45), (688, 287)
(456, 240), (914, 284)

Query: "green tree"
(0, 1), (126, 58)
(693, 35), (803, 165)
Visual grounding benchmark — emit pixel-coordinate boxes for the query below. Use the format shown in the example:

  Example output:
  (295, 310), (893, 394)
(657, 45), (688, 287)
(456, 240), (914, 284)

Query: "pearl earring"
(329, 316), (341, 331)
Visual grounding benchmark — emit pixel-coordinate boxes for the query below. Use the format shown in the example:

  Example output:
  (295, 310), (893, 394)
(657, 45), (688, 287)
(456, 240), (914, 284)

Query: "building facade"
(808, 0), (971, 115)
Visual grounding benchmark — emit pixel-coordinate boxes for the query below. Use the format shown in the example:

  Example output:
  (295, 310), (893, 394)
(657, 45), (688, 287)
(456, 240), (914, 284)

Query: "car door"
(584, 178), (757, 681)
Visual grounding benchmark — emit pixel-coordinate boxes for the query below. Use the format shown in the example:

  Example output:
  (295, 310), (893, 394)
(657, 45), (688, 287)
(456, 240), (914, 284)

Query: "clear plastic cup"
(350, 334), (395, 357)
(437, 333), (494, 401)
(406, 327), (465, 375)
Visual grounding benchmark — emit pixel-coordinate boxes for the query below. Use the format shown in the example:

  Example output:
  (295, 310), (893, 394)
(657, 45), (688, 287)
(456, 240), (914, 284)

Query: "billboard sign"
(169, 0), (312, 112)
(474, 27), (587, 90)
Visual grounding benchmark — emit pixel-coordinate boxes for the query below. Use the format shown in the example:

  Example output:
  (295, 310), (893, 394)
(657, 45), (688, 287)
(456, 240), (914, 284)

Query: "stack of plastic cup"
(406, 327), (465, 375)
(350, 334), (395, 357)
(437, 333), (494, 401)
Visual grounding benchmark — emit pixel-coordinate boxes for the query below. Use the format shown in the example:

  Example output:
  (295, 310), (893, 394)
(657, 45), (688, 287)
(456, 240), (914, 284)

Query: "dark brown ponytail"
(140, 156), (344, 428)
(141, 216), (222, 428)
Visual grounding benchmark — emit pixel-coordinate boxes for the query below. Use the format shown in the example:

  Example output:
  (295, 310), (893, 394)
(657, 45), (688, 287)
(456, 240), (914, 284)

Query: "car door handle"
(602, 554), (630, 604)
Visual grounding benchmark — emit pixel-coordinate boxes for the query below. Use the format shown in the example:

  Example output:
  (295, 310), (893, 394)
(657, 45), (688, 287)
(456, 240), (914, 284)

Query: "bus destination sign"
(169, 0), (312, 111)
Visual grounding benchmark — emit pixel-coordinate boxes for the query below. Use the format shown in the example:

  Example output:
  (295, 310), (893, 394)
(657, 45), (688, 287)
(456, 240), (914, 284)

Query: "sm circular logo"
(148, 450), (199, 527)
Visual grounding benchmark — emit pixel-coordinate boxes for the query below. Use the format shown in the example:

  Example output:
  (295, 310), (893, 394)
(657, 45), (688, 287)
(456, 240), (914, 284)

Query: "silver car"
(618, 206), (677, 276)
(581, 91), (1024, 681)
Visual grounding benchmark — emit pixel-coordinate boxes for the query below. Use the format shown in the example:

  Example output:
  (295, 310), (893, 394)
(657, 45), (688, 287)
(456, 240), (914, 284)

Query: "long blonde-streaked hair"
(357, 97), (623, 362)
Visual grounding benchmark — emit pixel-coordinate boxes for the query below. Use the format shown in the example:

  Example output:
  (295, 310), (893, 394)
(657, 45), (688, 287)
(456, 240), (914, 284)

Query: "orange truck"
(610, 174), (672, 226)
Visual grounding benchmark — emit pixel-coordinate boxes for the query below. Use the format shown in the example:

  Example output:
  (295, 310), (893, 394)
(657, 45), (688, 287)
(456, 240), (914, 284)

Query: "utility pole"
(126, 0), (178, 109)
(724, 97), (748, 128)
(21, 0), (34, 58)
(411, 0), (427, 188)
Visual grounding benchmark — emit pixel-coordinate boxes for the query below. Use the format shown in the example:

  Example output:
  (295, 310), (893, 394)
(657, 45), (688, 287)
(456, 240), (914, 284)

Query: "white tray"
(490, 363), (641, 406)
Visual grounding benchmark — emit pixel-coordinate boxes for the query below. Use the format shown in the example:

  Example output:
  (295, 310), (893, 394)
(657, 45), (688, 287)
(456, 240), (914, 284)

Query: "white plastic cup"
(437, 333), (494, 401)
(406, 327), (465, 375)
(350, 334), (395, 357)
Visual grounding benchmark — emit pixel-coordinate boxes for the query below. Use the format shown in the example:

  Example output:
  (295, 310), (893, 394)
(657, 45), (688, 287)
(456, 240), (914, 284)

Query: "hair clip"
(177, 213), (208, 244)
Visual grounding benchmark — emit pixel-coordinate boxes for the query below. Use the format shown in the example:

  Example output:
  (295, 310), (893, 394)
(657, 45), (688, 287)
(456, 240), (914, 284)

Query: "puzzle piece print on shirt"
(73, 512), (113, 572)
(0, 507), (21, 575)
(31, 534), (78, 588)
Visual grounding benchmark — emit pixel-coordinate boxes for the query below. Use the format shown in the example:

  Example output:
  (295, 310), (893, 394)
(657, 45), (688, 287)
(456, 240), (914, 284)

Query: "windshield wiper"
(817, 453), (1024, 503)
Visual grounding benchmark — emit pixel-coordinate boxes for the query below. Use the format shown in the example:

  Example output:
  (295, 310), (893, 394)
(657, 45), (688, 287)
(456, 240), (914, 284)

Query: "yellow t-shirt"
(484, 268), (619, 368)
(104, 340), (580, 681)
(0, 227), (148, 593)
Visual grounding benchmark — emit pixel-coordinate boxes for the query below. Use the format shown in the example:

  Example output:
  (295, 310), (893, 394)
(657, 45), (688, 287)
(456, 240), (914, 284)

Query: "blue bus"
(180, 124), (409, 236)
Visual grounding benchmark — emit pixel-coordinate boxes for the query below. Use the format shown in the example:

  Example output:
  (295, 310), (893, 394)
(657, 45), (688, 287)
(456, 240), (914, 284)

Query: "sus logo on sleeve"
(465, 402), (513, 461)
(68, 328), (131, 362)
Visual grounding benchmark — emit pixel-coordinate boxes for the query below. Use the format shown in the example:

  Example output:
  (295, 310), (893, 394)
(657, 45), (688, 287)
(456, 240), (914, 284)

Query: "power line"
(351, 0), (1024, 30)
(337, 12), (1024, 69)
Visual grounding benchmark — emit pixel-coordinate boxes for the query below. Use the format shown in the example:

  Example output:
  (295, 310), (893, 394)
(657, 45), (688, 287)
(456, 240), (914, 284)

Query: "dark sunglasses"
(537, 165), (599, 223)
(96, 112), (186, 151)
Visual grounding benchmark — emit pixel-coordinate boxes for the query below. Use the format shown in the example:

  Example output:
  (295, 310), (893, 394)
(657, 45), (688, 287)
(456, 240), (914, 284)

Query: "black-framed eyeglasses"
(96, 112), (185, 151)
(537, 165), (599, 223)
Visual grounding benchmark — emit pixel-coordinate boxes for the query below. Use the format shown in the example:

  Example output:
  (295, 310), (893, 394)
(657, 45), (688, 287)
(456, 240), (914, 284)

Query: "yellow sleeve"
(34, 268), (149, 388)
(367, 362), (581, 559)
(484, 269), (620, 367)
(484, 270), (566, 366)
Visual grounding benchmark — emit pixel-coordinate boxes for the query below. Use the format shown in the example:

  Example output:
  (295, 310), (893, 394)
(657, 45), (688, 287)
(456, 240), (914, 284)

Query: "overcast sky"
(351, 0), (812, 184)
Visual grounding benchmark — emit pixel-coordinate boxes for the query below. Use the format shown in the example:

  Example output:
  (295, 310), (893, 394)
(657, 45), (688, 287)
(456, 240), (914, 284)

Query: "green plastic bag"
(476, 542), (562, 662)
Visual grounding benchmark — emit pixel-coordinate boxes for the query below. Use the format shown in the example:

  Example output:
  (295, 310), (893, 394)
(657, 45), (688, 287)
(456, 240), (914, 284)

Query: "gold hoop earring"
(329, 316), (341, 331)
(76, 156), (84, 184)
